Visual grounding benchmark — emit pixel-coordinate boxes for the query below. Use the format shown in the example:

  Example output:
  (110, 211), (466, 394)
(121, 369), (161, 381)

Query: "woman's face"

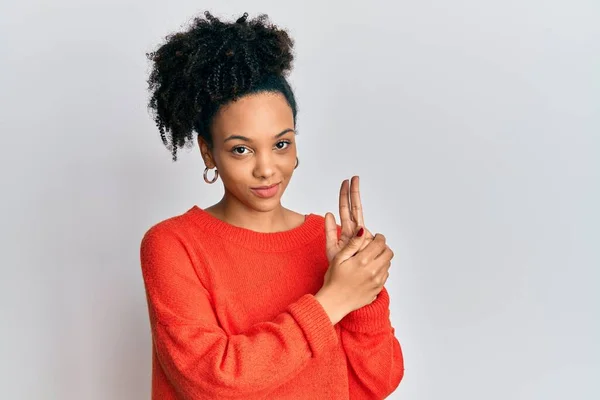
(200, 91), (297, 212)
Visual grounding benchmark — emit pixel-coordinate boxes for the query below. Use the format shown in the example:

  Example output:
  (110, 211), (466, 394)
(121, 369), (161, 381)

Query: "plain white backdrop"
(1, 0), (598, 399)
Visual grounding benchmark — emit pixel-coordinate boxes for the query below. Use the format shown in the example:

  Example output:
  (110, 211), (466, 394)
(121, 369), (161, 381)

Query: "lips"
(251, 183), (278, 190)
(250, 183), (280, 198)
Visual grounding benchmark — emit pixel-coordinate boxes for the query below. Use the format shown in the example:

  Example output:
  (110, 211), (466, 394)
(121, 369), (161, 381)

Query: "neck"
(207, 192), (291, 233)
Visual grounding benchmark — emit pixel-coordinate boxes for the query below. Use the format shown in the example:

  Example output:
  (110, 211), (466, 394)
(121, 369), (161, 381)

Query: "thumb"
(334, 225), (366, 264)
(324, 213), (338, 254)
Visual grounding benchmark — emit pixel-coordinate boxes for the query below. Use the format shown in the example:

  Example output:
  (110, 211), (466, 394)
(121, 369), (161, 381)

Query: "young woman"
(140, 11), (404, 399)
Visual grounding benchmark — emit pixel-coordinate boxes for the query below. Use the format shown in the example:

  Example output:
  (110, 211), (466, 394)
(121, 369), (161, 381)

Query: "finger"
(383, 266), (391, 284)
(335, 226), (367, 264)
(373, 248), (393, 277)
(324, 212), (339, 254)
(363, 227), (375, 241)
(376, 246), (394, 264)
(377, 245), (394, 261)
(374, 243), (393, 261)
(357, 230), (375, 252)
(355, 233), (387, 263)
(358, 239), (370, 252)
(338, 179), (354, 238)
(375, 270), (390, 289)
(350, 175), (365, 228)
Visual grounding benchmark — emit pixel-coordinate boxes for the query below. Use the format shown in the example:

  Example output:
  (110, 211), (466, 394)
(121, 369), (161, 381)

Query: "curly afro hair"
(145, 11), (298, 162)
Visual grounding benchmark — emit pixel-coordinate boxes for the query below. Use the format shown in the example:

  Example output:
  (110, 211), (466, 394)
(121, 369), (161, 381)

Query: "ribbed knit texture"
(139, 205), (404, 399)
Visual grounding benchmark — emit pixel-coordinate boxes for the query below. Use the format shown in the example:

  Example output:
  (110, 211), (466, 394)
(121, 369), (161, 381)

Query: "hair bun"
(221, 12), (294, 77)
(236, 24), (256, 41)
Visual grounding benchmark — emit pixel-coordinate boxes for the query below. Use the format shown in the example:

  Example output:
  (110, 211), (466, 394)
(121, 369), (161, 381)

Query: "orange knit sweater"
(139, 205), (404, 399)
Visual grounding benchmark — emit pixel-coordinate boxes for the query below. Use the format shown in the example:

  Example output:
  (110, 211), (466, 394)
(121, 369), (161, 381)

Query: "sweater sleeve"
(139, 225), (339, 400)
(338, 286), (405, 399)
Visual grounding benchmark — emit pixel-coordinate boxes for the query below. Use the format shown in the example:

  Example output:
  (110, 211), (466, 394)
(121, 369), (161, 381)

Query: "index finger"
(339, 179), (354, 238)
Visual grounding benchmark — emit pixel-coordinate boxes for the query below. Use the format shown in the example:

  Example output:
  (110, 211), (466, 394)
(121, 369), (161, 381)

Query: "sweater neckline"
(186, 205), (323, 252)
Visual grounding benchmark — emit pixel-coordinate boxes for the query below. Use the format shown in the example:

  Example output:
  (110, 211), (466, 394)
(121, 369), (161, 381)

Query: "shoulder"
(141, 213), (181, 241)
(139, 211), (212, 280)
(139, 218), (184, 262)
(139, 207), (205, 251)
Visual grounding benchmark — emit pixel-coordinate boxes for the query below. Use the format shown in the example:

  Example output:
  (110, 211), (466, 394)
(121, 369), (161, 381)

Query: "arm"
(139, 225), (339, 400)
(338, 286), (405, 399)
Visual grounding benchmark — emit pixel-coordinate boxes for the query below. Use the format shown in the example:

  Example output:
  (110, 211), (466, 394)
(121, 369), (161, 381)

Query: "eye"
(230, 140), (291, 156)
(276, 140), (292, 150)
(231, 146), (250, 155)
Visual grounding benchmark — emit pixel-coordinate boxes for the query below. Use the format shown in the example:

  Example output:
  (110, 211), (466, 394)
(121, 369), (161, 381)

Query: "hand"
(317, 232), (395, 321)
(325, 176), (374, 263)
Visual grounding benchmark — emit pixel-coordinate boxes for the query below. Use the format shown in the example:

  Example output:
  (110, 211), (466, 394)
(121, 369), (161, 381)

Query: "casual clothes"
(139, 205), (404, 399)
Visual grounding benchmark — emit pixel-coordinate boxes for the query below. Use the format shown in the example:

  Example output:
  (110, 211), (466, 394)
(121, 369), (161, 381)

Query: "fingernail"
(357, 227), (364, 237)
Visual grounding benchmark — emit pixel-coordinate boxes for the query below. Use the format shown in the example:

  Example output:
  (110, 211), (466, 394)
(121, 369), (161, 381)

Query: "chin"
(249, 197), (281, 211)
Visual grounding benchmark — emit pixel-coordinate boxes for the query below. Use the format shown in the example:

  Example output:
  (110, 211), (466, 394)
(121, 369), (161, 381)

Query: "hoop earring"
(203, 167), (219, 184)
(294, 157), (299, 169)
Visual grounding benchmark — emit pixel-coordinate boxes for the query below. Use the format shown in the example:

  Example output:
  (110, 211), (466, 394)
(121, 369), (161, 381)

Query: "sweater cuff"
(287, 293), (339, 357)
(338, 286), (391, 333)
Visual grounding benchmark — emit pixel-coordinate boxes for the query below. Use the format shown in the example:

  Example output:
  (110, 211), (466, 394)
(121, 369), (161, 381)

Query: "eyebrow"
(223, 128), (295, 143)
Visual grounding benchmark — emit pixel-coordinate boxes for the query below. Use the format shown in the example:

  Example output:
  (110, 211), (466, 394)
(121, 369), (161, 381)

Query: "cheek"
(216, 160), (247, 184)
(280, 157), (295, 175)
(285, 148), (297, 166)
(281, 159), (296, 182)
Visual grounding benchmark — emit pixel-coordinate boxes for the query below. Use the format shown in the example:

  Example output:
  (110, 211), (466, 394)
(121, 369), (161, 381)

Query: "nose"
(253, 152), (276, 180)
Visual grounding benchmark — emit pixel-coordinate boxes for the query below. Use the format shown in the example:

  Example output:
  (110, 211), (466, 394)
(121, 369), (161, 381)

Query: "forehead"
(211, 92), (294, 138)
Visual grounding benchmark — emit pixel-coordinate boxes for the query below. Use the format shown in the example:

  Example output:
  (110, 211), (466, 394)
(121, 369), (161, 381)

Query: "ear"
(198, 136), (216, 168)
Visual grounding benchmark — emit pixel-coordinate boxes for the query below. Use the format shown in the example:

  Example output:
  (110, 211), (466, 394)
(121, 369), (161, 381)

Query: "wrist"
(315, 288), (348, 325)
(339, 287), (391, 332)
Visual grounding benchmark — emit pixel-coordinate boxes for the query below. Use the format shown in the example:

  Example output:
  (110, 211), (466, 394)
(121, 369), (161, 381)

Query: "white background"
(1, 0), (598, 398)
